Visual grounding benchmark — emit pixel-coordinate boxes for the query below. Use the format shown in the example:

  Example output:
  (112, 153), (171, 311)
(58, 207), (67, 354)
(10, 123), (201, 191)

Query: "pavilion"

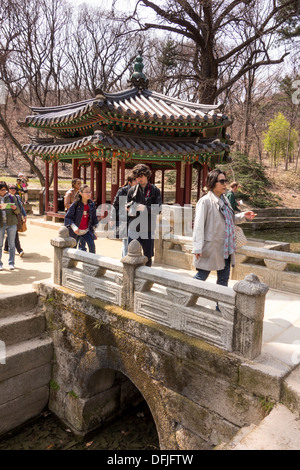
(19, 52), (233, 216)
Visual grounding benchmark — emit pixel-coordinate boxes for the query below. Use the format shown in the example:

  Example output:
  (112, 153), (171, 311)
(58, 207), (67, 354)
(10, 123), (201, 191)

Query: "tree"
(0, 0), (138, 184)
(131, 0), (298, 104)
(263, 112), (298, 168)
(219, 152), (281, 207)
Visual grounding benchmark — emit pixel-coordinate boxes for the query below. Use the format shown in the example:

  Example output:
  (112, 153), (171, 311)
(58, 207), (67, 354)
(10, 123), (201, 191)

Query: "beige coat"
(192, 191), (246, 271)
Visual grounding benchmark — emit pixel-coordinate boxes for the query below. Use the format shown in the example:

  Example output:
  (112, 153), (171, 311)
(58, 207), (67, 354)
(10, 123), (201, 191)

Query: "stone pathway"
(1, 215), (300, 375)
(1, 215), (300, 449)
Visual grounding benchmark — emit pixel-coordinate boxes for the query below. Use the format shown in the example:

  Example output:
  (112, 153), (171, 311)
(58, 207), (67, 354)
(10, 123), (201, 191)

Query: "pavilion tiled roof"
(23, 130), (231, 162)
(20, 88), (230, 131)
(20, 52), (233, 165)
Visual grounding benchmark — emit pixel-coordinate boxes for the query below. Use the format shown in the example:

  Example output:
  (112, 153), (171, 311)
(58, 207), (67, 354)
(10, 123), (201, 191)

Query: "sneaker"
(9, 265), (15, 270)
(19, 251), (24, 258)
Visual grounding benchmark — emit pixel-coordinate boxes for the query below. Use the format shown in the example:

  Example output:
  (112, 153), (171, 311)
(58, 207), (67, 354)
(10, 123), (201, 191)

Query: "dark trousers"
(193, 257), (231, 311)
(4, 232), (22, 254)
(128, 235), (154, 266)
(193, 256), (231, 286)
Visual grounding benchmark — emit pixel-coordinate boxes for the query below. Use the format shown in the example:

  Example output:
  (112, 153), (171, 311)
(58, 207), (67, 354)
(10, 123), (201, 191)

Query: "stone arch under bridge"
(38, 281), (267, 451)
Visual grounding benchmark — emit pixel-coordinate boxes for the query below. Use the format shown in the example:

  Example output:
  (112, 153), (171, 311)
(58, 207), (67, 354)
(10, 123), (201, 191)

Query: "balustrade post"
(233, 273), (269, 359)
(121, 239), (147, 310)
(50, 226), (77, 285)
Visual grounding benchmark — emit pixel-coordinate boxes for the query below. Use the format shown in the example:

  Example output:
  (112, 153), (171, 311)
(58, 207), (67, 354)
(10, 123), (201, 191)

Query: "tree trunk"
(0, 109), (45, 186)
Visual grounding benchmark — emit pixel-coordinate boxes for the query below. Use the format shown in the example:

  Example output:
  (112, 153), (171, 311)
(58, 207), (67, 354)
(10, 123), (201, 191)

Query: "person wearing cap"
(17, 173), (29, 203)
(16, 178), (24, 199)
(0, 181), (21, 270)
(126, 164), (162, 267)
(4, 184), (27, 257)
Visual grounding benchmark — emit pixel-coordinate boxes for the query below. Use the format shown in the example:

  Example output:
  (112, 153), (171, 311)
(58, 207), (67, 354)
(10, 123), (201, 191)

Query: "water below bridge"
(244, 227), (300, 254)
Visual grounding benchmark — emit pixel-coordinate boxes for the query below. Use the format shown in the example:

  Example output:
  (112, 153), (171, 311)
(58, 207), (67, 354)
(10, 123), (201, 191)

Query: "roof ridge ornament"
(129, 50), (149, 91)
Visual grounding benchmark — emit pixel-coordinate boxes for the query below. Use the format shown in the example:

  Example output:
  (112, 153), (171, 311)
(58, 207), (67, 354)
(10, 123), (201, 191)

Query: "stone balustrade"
(154, 230), (300, 294)
(232, 245), (300, 294)
(51, 227), (269, 360)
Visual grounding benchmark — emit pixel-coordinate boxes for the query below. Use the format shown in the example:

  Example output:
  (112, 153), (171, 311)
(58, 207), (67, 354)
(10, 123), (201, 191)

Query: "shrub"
(219, 152), (281, 208)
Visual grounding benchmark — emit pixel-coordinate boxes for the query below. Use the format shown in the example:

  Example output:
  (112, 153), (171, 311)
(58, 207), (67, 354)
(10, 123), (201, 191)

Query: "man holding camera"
(126, 164), (162, 267)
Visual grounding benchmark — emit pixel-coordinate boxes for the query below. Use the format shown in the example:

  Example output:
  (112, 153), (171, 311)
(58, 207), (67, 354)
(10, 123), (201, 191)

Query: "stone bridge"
(29, 227), (289, 449)
(1, 223), (300, 450)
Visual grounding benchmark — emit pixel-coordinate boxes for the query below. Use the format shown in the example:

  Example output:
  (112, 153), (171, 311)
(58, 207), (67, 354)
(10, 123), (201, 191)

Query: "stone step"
(0, 363), (51, 406)
(0, 310), (45, 346)
(0, 290), (38, 319)
(0, 386), (49, 436)
(241, 220), (300, 230)
(216, 404), (300, 450)
(0, 336), (53, 382)
(282, 364), (300, 413)
(0, 290), (52, 437)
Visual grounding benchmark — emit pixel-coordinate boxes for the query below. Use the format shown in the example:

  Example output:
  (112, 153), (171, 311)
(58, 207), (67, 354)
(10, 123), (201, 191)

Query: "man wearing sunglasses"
(192, 169), (256, 305)
(126, 164), (162, 267)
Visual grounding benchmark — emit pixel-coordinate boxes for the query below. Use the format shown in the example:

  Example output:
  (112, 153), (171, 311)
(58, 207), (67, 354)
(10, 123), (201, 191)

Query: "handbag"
(17, 214), (27, 232)
(235, 226), (247, 247)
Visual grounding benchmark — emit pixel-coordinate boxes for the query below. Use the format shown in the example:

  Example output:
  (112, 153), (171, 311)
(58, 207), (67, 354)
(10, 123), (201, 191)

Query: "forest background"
(0, 0), (299, 208)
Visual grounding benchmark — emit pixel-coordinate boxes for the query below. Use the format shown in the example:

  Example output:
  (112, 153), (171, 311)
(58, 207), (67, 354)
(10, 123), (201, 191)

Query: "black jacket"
(64, 199), (97, 238)
(127, 183), (162, 233)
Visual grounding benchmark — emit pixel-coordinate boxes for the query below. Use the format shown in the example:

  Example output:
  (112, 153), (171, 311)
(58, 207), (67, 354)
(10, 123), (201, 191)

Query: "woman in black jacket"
(64, 185), (98, 253)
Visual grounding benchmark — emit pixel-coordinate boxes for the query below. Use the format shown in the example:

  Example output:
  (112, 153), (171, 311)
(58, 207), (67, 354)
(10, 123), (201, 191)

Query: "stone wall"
(34, 280), (269, 450)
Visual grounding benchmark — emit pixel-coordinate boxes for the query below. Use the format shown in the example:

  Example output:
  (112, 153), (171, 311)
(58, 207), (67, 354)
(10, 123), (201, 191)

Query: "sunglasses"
(217, 179), (228, 184)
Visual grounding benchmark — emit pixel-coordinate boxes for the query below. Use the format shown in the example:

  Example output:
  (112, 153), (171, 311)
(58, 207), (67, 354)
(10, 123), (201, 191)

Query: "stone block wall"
(34, 281), (269, 450)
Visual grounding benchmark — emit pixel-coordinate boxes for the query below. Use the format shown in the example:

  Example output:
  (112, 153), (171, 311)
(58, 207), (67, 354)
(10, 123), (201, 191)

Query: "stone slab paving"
(1, 215), (300, 449)
(1, 215), (300, 370)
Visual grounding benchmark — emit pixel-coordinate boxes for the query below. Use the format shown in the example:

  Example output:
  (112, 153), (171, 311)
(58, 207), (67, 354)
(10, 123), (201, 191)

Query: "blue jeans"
(0, 224), (17, 267)
(76, 231), (95, 253)
(193, 256), (231, 286)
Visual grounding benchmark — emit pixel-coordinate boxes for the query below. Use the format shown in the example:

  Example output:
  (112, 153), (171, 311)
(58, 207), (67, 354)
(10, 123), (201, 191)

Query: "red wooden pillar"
(72, 159), (80, 179)
(53, 160), (58, 213)
(95, 162), (102, 207)
(101, 159), (106, 205)
(45, 160), (49, 212)
(197, 165), (202, 201)
(83, 165), (87, 184)
(90, 159), (95, 201)
(111, 155), (119, 204)
(184, 162), (192, 205)
(161, 169), (165, 203)
(175, 161), (185, 206)
(202, 162), (208, 191)
(121, 159), (126, 186)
